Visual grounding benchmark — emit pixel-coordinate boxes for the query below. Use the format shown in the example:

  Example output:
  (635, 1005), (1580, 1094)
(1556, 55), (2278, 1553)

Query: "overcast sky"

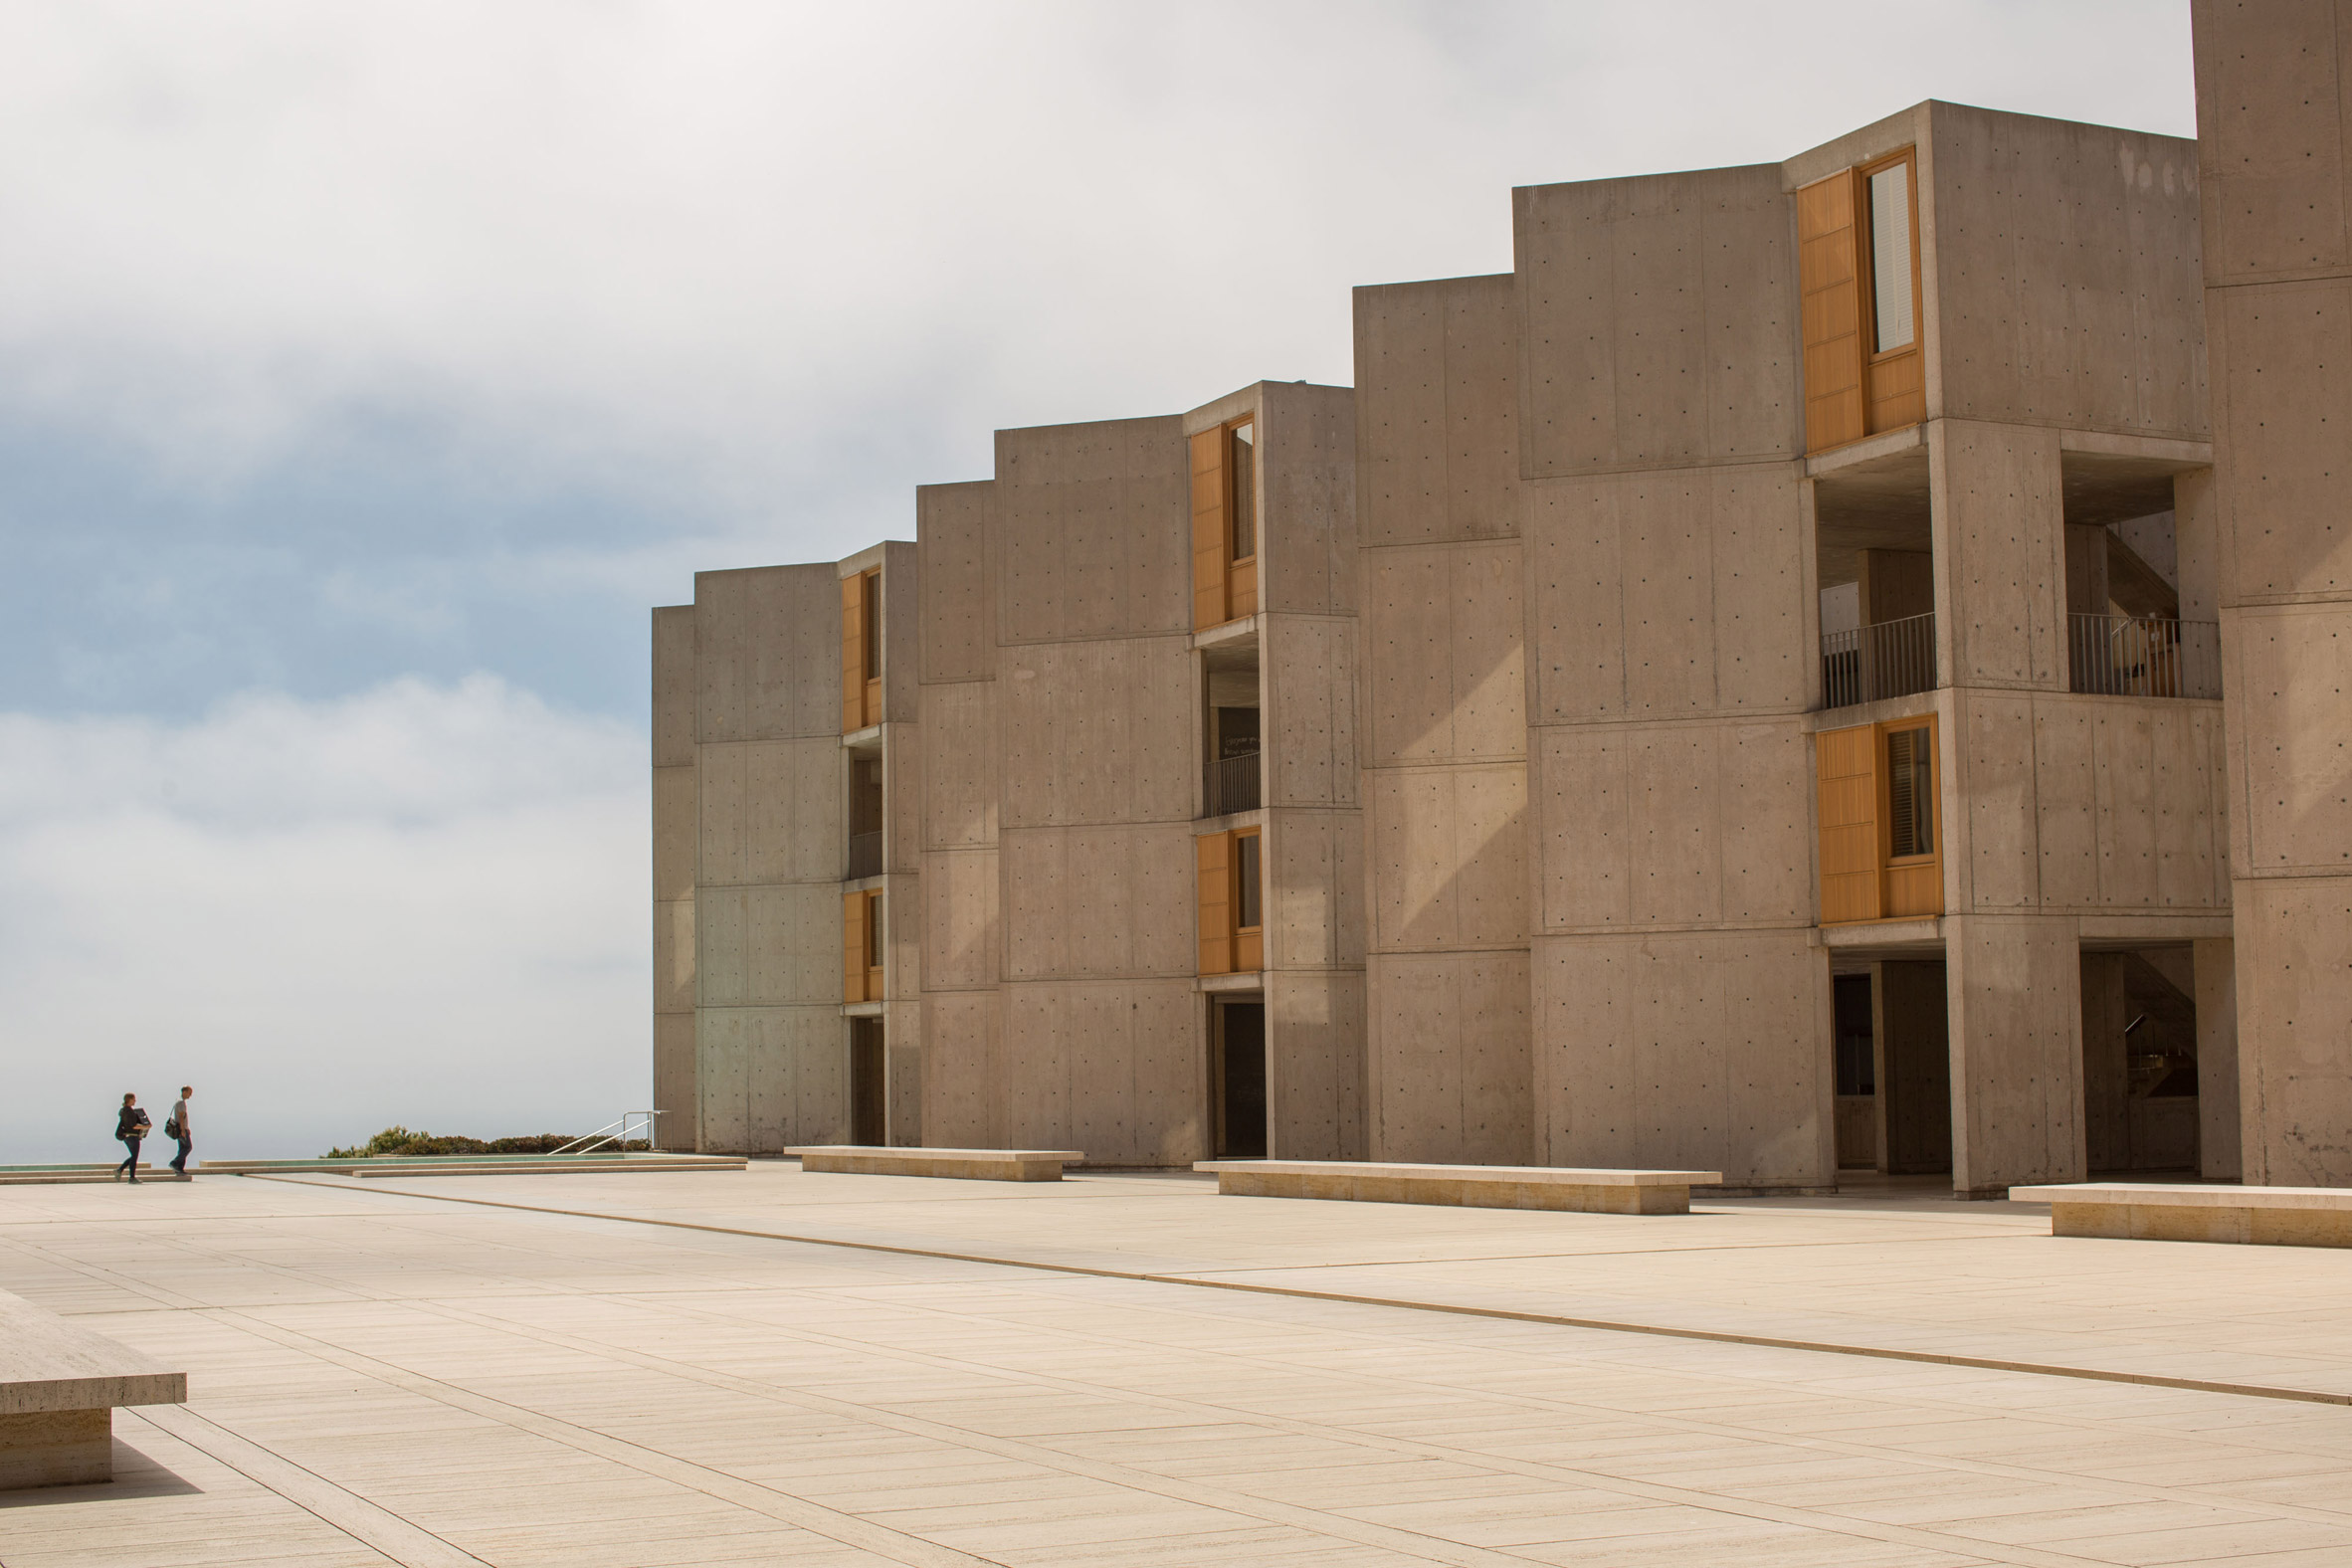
(0, 1), (2196, 1161)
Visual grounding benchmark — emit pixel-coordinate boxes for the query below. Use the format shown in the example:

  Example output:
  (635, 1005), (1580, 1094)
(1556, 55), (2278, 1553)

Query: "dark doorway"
(850, 1018), (885, 1146)
(1214, 1001), (1267, 1159)
(1877, 960), (1953, 1175)
(1833, 974), (1877, 1169)
(2082, 950), (2199, 1175)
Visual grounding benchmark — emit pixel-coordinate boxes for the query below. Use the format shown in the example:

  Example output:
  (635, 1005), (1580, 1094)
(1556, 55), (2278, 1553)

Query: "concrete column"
(1928, 421), (2068, 693)
(1947, 916), (2085, 1196)
(651, 604), (700, 1152)
(2196, 936), (2243, 1180)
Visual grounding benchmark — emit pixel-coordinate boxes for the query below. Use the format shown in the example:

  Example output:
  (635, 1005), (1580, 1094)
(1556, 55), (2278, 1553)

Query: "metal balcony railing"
(846, 831), (882, 881)
(1821, 612), (1937, 709)
(2067, 614), (2221, 699)
(1204, 749), (1262, 817)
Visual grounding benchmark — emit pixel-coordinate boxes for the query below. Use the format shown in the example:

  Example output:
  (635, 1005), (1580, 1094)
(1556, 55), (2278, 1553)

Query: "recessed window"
(862, 571), (881, 679)
(1229, 421), (1256, 562)
(1867, 160), (1915, 354)
(1887, 726), (1933, 858)
(1235, 831), (1262, 930)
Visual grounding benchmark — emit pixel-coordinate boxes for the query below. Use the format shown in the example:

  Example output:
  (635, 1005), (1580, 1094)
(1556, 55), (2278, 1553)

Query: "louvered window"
(1887, 726), (1933, 859)
(1867, 164), (1915, 352)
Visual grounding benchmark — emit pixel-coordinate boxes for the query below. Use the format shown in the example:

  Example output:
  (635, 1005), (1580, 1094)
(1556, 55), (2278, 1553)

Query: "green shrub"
(321, 1127), (654, 1158)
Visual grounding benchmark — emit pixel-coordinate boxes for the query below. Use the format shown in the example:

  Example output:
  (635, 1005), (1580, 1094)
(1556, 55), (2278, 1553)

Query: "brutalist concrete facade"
(656, 11), (2350, 1194)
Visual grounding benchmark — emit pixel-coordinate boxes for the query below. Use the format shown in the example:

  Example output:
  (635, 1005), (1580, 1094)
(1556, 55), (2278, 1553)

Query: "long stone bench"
(0, 1287), (185, 1489)
(2009, 1182), (2352, 1248)
(1193, 1160), (1723, 1215)
(786, 1146), (1085, 1182)
(198, 1154), (746, 1178)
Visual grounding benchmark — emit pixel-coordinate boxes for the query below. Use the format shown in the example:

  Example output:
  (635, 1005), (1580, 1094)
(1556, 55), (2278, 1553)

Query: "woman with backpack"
(114, 1092), (150, 1183)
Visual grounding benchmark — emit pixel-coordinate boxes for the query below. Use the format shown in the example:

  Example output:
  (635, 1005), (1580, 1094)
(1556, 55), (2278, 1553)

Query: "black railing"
(846, 831), (882, 881)
(1822, 612), (1937, 709)
(2068, 614), (2221, 699)
(1204, 749), (1261, 817)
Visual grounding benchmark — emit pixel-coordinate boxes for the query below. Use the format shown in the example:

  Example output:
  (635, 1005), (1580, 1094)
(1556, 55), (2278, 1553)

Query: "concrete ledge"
(0, 1164), (158, 1186)
(787, 1147), (1086, 1182)
(199, 1155), (745, 1178)
(2010, 1183), (2352, 1248)
(0, 1288), (186, 1490)
(1194, 1161), (1722, 1215)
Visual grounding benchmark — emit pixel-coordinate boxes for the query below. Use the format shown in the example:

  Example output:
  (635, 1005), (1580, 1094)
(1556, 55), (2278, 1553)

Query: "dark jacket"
(116, 1106), (149, 1142)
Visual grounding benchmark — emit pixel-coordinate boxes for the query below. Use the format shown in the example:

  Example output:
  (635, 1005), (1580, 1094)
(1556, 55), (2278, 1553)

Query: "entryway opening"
(1212, 1000), (1267, 1159)
(1833, 973), (1877, 1170)
(2082, 947), (2199, 1176)
(1876, 959), (1953, 1176)
(850, 1017), (885, 1146)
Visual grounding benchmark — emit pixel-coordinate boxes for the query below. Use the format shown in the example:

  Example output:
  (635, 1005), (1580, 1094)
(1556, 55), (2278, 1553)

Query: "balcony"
(1204, 749), (1261, 817)
(846, 831), (882, 881)
(1821, 612), (1936, 709)
(2068, 614), (2220, 699)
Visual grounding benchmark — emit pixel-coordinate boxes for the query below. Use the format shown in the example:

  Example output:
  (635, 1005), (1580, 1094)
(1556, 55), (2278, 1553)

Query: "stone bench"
(1193, 1160), (1723, 1215)
(200, 1155), (746, 1178)
(786, 1147), (1085, 1182)
(0, 1287), (186, 1489)
(2009, 1183), (2352, 1248)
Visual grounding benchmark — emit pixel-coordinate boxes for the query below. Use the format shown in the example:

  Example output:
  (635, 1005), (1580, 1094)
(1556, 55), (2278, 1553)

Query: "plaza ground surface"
(1, 1166), (2348, 1567)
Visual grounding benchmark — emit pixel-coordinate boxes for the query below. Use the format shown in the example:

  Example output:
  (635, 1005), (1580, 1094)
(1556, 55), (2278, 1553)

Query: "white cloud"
(0, 679), (648, 1162)
(0, 0), (2195, 542)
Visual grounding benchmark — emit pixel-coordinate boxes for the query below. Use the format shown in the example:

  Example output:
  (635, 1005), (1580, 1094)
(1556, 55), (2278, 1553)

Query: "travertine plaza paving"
(3, 1167), (2349, 1567)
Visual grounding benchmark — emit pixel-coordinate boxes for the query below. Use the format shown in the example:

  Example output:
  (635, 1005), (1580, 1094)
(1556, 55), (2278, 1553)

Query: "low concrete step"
(201, 1154), (747, 1178)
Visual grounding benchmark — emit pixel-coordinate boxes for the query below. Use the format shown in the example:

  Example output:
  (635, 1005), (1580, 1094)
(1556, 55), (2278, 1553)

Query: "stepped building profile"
(653, 4), (2352, 1195)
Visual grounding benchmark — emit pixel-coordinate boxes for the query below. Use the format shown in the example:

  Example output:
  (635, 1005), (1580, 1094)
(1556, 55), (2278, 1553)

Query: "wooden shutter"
(1190, 429), (1228, 630)
(1799, 171), (1865, 454)
(841, 573), (866, 733)
(843, 890), (868, 1002)
(1816, 725), (1881, 924)
(1196, 831), (1233, 975)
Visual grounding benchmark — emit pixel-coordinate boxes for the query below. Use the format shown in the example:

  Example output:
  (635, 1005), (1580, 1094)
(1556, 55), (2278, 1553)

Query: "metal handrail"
(1821, 611), (1937, 709)
(1204, 748), (1262, 817)
(553, 1110), (662, 1156)
(2067, 613), (2220, 698)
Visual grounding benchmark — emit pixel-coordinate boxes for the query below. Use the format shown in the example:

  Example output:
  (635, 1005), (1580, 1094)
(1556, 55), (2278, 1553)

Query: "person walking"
(166, 1085), (194, 1179)
(113, 1092), (150, 1183)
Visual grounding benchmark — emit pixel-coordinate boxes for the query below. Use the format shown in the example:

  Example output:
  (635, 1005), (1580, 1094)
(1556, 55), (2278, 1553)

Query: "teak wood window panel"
(841, 568), (882, 732)
(1196, 826), (1264, 975)
(1798, 147), (1923, 454)
(843, 889), (884, 1003)
(1815, 714), (1942, 925)
(1190, 418), (1259, 631)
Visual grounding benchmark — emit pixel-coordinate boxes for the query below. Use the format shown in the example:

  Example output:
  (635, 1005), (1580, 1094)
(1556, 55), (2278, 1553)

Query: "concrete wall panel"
(694, 564), (840, 743)
(653, 606), (696, 766)
(1268, 810), (1367, 972)
(1353, 275), (1521, 547)
(2194, 936), (2243, 1180)
(1366, 763), (1526, 953)
(697, 739), (842, 887)
(921, 848), (1000, 992)
(1365, 950), (1531, 1164)
(1266, 615), (1358, 809)
(2194, 0), (2352, 283)
(653, 765), (697, 904)
(1000, 637), (1192, 829)
(653, 1011), (696, 1151)
(996, 979), (1199, 1165)
(995, 417), (1189, 644)
(1932, 104), (2207, 438)
(919, 482), (994, 684)
(1002, 824), (1194, 982)
(1532, 929), (1830, 1188)
(920, 682), (998, 851)
(1363, 541), (1525, 766)
(2231, 605), (2352, 873)
(921, 990), (999, 1148)
(1525, 467), (1808, 722)
(2237, 878), (2352, 1185)
(653, 896), (694, 1017)
(1515, 164), (1798, 477)
(1269, 970), (1368, 1161)
(1262, 382), (1359, 617)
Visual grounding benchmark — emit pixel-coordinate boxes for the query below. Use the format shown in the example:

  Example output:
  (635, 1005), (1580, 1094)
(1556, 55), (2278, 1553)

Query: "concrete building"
(656, 14), (2347, 1194)
(2194, 0), (2352, 1187)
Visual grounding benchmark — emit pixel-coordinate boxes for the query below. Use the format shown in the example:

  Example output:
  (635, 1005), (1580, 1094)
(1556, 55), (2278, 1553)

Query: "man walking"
(114, 1092), (149, 1182)
(166, 1085), (194, 1179)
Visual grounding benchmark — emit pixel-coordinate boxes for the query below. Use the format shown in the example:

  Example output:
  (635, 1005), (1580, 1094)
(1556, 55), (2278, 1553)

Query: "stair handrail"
(552, 1110), (662, 1156)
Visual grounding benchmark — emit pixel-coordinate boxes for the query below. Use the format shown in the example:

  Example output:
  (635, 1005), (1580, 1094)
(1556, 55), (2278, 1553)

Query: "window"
(1235, 830), (1262, 931)
(841, 567), (882, 731)
(1229, 421), (1256, 562)
(843, 888), (884, 1002)
(1866, 163), (1914, 353)
(1886, 725), (1933, 859)
(862, 570), (881, 680)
